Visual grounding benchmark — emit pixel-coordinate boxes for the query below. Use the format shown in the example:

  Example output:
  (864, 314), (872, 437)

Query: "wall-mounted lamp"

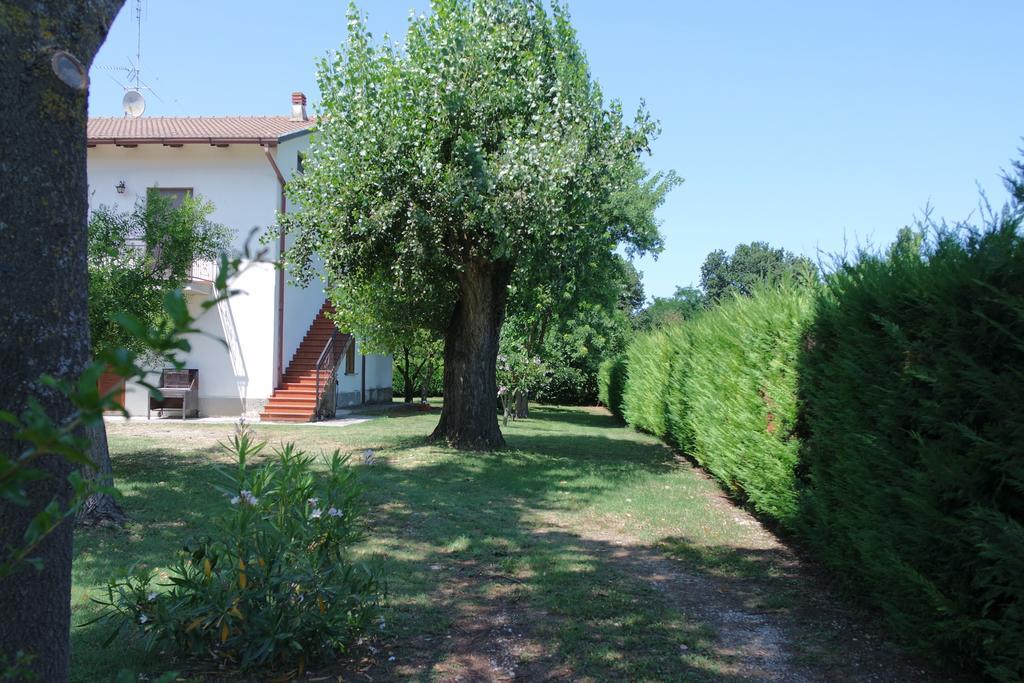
(115, 180), (126, 194)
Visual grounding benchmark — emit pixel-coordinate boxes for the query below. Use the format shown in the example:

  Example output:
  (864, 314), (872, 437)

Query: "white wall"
(275, 135), (329, 375)
(88, 144), (281, 416)
(335, 340), (393, 407)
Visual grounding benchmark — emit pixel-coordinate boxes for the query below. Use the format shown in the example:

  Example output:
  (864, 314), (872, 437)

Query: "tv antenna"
(98, 0), (163, 117)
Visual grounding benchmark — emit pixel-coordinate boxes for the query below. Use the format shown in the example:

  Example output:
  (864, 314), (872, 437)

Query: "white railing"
(188, 259), (218, 283)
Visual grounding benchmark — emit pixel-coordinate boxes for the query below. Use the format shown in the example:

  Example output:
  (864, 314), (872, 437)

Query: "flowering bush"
(92, 431), (384, 673)
(496, 342), (546, 425)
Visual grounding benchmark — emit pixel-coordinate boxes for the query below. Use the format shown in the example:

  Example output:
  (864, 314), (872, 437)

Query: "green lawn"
(71, 404), (934, 682)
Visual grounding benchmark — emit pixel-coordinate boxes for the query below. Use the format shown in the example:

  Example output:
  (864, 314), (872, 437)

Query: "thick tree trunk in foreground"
(0, 3), (124, 679)
(430, 258), (511, 449)
(77, 422), (128, 527)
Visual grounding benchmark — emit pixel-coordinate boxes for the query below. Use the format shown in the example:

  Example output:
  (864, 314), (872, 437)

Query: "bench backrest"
(161, 369), (198, 388)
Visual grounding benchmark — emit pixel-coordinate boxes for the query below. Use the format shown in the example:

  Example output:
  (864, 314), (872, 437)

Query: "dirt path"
(328, 459), (963, 682)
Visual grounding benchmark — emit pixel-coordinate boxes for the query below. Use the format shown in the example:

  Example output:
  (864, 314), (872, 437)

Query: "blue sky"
(89, 1), (1024, 300)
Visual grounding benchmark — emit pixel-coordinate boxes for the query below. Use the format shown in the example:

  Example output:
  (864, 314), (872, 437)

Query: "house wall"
(88, 144), (281, 417)
(336, 341), (394, 408)
(275, 134), (329, 379)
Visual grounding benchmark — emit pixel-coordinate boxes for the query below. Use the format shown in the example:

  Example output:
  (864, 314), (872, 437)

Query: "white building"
(87, 92), (392, 422)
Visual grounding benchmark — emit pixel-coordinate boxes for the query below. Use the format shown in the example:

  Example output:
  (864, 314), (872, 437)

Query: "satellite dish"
(122, 89), (146, 118)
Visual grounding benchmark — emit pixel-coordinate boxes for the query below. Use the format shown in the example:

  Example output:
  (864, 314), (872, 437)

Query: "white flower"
(328, 507), (343, 518)
(230, 495), (240, 505)
(310, 508), (323, 519)
(238, 490), (258, 505)
(138, 614), (149, 624)
(147, 592), (157, 602)
(308, 497), (319, 506)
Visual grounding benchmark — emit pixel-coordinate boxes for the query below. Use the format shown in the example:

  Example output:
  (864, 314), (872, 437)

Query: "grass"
(71, 404), (827, 681)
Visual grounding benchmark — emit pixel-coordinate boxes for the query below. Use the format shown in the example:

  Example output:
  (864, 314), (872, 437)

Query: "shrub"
(621, 329), (675, 436)
(798, 218), (1024, 680)
(672, 286), (814, 523)
(539, 363), (598, 405)
(597, 355), (628, 419)
(94, 432), (384, 673)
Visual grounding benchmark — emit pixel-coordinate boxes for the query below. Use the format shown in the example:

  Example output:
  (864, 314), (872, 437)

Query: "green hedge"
(597, 355), (627, 419)
(621, 329), (674, 436)
(798, 220), (1024, 680)
(668, 287), (814, 524)
(606, 217), (1023, 679)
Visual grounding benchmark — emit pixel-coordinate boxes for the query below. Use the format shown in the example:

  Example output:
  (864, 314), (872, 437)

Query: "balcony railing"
(188, 259), (218, 283)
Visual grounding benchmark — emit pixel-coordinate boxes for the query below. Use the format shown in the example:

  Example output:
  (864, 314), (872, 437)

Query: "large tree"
(285, 0), (675, 448)
(0, 1), (125, 678)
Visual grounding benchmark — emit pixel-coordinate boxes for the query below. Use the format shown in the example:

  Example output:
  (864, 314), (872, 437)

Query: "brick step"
(281, 376), (329, 385)
(261, 413), (314, 423)
(264, 396), (317, 407)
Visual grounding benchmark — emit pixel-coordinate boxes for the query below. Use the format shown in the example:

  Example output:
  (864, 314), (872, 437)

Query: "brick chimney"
(290, 91), (308, 121)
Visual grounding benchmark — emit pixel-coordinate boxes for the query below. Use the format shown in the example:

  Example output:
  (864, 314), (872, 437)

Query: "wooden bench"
(148, 368), (199, 419)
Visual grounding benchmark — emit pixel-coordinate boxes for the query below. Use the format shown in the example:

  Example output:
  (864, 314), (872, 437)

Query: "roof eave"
(87, 137), (283, 146)
(276, 126), (314, 144)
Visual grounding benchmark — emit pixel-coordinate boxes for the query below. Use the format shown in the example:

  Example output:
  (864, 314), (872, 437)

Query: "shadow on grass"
(73, 406), (934, 682)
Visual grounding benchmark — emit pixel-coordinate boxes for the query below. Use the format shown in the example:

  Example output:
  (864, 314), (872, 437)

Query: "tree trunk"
(76, 421), (128, 527)
(0, 3), (124, 679)
(514, 390), (529, 419)
(421, 359), (431, 402)
(430, 258), (511, 449)
(402, 348), (415, 402)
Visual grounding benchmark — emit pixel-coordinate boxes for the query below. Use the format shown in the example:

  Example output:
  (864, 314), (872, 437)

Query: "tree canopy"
(699, 241), (818, 306)
(634, 285), (704, 330)
(284, 0), (677, 447)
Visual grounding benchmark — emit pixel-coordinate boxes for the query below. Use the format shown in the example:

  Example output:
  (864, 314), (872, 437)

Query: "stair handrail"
(314, 328), (347, 421)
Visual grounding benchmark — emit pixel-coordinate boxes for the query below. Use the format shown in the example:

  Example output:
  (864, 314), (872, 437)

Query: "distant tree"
(81, 194), (229, 527)
(284, 0), (675, 448)
(699, 241), (818, 305)
(0, 1), (126, 678)
(635, 285), (704, 330)
(506, 253), (648, 417)
(323, 276), (443, 404)
(537, 301), (633, 405)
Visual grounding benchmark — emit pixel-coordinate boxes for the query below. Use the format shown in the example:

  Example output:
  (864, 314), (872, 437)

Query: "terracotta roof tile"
(87, 116), (315, 145)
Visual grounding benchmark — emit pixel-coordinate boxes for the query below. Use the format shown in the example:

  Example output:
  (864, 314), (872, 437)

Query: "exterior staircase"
(259, 302), (350, 423)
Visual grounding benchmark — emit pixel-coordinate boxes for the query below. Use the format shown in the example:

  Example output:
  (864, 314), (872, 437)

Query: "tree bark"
(402, 348), (415, 402)
(430, 258), (511, 449)
(421, 359), (432, 402)
(514, 390), (530, 419)
(76, 421), (128, 527)
(0, 2), (124, 679)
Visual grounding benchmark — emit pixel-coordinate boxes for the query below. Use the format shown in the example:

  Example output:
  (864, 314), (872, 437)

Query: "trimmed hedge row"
(599, 220), (1024, 680)
(597, 355), (627, 419)
(799, 221), (1024, 680)
(669, 286), (814, 524)
(621, 328), (674, 436)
